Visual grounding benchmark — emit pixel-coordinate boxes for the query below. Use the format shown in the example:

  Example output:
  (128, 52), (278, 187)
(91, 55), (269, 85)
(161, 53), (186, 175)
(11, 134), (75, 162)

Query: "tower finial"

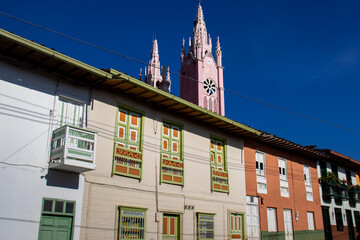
(139, 68), (142, 81)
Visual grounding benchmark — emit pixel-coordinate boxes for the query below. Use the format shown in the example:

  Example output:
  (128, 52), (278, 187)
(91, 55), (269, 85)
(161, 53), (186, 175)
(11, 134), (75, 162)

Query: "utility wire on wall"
(0, 11), (359, 134)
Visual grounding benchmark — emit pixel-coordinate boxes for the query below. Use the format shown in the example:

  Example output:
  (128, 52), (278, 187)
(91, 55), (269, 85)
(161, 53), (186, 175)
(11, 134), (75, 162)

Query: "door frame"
(229, 211), (245, 240)
(321, 206), (333, 240)
(162, 212), (181, 240)
(246, 196), (260, 240)
(38, 198), (75, 240)
(346, 210), (355, 240)
(283, 209), (294, 240)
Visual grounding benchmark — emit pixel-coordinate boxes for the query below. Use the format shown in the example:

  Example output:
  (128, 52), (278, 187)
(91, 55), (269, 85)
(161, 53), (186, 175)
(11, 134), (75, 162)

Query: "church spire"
(145, 38), (162, 87)
(180, 1), (225, 116)
(192, 1), (211, 59)
(216, 36), (222, 67)
(144, 38), (171, 93)
(181, 38), (186, 63)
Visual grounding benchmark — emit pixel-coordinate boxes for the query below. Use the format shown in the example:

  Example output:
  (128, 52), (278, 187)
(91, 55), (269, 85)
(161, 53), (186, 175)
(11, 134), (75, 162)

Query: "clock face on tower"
(203, 78), (216, 96)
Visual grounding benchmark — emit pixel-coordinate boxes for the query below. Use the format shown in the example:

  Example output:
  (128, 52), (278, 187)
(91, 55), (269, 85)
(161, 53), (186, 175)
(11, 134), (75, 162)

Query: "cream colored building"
(79, 69), (260, 240)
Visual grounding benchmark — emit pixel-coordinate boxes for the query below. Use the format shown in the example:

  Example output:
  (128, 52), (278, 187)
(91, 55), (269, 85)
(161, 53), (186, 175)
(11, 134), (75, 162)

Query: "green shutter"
(113, 105), (144, 179)
(160, 120), (184, 186)
(210, 136), (229, 193)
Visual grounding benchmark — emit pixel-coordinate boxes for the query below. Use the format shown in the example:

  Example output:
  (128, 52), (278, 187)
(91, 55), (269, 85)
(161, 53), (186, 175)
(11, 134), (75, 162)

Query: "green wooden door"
(230, 213), (244, 239)
(321, 206), (333, 240)
(162, 214), (180, 240)
(39, 215), (73, 240)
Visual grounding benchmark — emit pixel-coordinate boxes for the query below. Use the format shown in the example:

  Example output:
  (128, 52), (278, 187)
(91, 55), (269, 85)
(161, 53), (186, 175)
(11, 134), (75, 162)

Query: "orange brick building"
(244, 136), (325, 240)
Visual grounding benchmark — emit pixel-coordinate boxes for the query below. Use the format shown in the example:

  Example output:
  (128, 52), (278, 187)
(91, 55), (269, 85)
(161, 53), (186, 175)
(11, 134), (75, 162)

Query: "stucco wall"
(244, 138), (324, 236)
(80, 88), (246, 240)
(0, 61), (87, 240)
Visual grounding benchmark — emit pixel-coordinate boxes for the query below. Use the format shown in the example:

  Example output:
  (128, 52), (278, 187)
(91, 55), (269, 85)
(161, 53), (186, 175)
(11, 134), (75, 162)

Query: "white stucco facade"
(79, 88), (247, 240)
(317, 159), (360, 237)
(0, 60), (90, 240)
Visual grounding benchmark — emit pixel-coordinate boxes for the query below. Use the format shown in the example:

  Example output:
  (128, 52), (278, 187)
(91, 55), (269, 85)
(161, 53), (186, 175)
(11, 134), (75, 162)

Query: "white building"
(0, 28), (104, 240)
(317, 149), (360, 240)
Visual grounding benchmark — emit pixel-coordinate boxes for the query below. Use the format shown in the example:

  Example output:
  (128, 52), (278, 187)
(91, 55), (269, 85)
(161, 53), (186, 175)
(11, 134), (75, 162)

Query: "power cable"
(0, 11), (359, 134)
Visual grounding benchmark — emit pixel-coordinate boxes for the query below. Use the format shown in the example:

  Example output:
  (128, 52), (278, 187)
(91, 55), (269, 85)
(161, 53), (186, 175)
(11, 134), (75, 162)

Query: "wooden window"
(335, 208), (344, 231)
(56, 96), (85, 128)
(38, 198), (75, 240)
(256, 152), (265, 176)
(320, 161), (327, 177)
(256, 152), (267, 194)
(267, 208), (277, 232)
(331, 164), (338, 178)
(346, 170), (352, 184)
(113, 106), (144, 179)
(210, 136), (228, 193)
(118, 207), (146, 240)
(160, 121), (183, 185)
(278, 158), (287, 180)
(197, 213), (214, 240)
(303, 165), (313, 201)
(307, 212), (315, 230)
(279, 158), (289, 197)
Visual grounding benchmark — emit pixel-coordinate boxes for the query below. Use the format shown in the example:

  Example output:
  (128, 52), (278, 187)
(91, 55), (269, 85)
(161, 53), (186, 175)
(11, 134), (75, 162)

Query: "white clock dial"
(207, 58), (212, 64)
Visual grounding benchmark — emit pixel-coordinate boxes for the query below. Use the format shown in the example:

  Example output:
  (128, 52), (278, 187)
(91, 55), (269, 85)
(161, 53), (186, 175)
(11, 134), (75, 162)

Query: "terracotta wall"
(244, 138), (324, 232)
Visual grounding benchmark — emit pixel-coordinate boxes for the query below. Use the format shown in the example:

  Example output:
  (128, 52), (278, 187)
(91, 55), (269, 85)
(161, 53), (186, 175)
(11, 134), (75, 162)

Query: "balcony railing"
(50, 125), (97, 172)
(113, 145), (142, 179)
(160, 156), (184, 185)
(211, 169), (229, 193)
(319, 174), (360, 202)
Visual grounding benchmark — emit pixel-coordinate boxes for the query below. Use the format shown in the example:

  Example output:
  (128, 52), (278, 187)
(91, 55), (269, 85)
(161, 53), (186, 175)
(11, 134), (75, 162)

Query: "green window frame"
(41, 198), (76, 216)
(197, 213), (215, 240)
(38, 198), (76, 240)
(320, 161), (327, 177)
(113, 104), (144, 179)
(160, 119), (184, 185)
(118, 207), (146, 240)
(210, 136), (229, 193)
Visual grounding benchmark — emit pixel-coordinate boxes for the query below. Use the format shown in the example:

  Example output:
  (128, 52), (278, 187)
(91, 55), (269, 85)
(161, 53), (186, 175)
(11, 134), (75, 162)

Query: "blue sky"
(1, 0), (359, 160)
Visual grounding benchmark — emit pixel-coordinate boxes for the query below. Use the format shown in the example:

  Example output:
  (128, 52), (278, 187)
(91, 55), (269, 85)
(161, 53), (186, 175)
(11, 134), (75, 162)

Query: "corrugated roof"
(1, 27), (357, 164)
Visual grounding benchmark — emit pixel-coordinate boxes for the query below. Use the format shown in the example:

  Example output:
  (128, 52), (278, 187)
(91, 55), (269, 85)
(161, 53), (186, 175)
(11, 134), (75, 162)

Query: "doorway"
(246, 196), (260, 240)
(321, 206), (333, 240)
(283, 209), (293, 240)
(230, 212), (245, 239)
(346, 210), (355, 240)
(163, 214), (180, 240)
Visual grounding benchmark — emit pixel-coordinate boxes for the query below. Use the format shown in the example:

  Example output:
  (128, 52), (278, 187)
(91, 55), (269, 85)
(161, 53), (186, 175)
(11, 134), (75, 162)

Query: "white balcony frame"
(50, 125), (97, 172)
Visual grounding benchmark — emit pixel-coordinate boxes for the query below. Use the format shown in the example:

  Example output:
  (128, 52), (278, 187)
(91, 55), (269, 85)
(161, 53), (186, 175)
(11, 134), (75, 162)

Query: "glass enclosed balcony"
(50, 125), (97, 172)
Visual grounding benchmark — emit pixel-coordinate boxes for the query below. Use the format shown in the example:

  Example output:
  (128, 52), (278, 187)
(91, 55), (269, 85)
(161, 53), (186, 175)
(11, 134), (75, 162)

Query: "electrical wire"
(0, 11), (359, 135)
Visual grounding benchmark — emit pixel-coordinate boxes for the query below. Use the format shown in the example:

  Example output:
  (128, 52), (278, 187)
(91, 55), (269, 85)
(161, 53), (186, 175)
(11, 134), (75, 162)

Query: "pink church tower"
(144, 38), (171, 93)
(180, 2), (225, 115)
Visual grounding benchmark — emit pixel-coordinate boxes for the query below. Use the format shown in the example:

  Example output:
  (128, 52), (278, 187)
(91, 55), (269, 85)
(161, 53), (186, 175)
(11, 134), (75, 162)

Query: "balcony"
(160, 156), (184, 185)
(319, 173), (360, 203)
(113, 145), (142, 179)
(50, 125), (97, 172)
(211, 169), (229, 193)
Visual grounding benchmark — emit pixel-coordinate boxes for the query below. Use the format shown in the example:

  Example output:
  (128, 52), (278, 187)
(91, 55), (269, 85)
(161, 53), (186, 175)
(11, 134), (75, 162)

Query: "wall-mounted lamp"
(295, 212), (299, 221)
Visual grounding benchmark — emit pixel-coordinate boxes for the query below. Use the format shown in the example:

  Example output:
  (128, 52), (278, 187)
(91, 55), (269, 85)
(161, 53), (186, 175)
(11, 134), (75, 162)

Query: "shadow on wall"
(46, 169), (79, 189)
